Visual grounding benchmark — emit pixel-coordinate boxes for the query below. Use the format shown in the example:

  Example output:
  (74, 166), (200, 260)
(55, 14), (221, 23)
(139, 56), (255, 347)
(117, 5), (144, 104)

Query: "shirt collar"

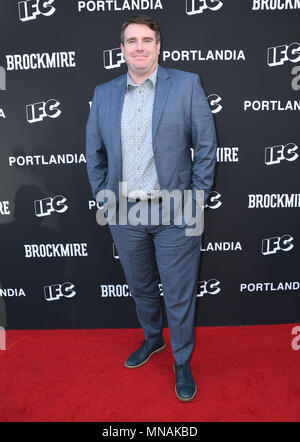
(126, 65), (158, 91)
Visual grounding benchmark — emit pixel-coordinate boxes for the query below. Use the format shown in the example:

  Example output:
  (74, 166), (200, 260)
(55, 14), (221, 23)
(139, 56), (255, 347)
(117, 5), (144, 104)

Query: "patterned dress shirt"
(120, 65), (160, 200)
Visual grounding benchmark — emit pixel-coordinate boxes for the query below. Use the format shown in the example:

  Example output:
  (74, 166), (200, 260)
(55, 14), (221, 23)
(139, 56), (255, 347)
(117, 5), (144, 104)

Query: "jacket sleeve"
(86, 86), (108, 200)
(191, 75), (217, 205)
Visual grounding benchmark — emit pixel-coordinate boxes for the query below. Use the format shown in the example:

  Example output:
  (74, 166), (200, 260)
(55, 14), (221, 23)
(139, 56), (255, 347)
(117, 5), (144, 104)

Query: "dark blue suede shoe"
(124, 337), (166, 368)
(173, 362), (197, 401)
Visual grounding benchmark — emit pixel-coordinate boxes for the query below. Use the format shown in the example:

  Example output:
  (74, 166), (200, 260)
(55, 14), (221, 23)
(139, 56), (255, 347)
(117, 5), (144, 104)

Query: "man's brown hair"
(120, 15), (161, 45)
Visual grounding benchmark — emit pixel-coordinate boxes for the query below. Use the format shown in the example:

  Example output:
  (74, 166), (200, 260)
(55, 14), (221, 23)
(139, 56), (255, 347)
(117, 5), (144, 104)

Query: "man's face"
(121, 23), (160, 78)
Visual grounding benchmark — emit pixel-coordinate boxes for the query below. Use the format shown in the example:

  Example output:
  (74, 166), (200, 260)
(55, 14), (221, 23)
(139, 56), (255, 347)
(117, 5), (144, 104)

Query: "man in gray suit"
(86, 15), (217, 401)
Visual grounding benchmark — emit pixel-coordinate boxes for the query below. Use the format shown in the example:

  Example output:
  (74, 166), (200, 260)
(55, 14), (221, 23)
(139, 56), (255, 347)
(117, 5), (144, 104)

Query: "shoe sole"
(124, 344), (166, 369)
(173, 364), (197, 402)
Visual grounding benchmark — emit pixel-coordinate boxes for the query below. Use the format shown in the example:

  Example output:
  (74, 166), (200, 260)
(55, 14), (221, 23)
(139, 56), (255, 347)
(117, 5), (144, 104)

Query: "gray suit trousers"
(108, 200), (201, 366)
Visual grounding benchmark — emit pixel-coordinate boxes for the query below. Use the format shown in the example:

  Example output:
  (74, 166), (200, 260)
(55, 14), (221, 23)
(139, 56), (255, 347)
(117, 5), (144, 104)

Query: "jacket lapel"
(110, 65), (171, 157)
(111, 74), (127, 158)
(152, 65), (171, 146)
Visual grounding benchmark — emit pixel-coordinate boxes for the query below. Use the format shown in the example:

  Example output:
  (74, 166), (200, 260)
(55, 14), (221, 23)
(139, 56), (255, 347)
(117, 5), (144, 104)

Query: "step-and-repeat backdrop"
(0, 0), (299, 329)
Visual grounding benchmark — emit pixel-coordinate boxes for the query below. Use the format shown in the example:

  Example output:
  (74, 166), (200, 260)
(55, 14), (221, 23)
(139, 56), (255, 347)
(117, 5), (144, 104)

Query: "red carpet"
(0, 324), (299, 422)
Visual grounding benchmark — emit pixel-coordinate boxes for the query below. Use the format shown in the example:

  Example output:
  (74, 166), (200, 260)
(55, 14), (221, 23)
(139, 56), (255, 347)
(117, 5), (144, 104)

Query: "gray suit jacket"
(86, 64), (217, 208)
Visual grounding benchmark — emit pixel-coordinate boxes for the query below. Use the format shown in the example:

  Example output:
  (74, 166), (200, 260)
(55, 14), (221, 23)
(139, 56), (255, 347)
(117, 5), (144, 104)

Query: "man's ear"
(120, 43), (124, 54)
(157, 41), (161, 55)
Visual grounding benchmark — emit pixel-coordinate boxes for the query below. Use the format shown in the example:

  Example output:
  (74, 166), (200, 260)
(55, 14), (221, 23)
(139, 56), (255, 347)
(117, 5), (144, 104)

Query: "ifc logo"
(103, 48), (125, 70)
(18, 0), (56, 22)
(261, 235), (294, 255)
(186, 0), (223, 15)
